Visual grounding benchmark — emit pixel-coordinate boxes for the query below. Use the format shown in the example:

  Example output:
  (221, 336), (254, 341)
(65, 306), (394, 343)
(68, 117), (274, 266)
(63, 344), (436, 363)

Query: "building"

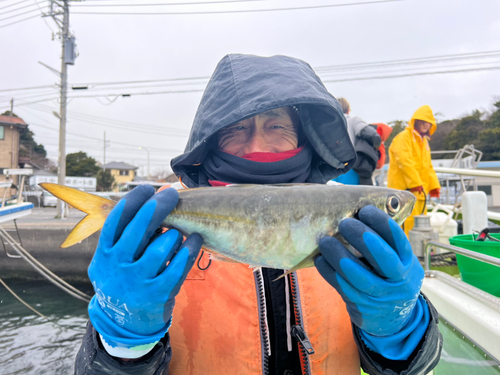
(0, 114), (28, 198)
(103, 161), (138, 192)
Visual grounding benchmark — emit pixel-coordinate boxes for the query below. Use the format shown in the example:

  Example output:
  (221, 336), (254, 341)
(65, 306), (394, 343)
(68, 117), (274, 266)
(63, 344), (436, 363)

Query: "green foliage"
(385, 120), (406, 150)
(476, 128), (500, 161)
(66, 152), (100, 177)
(443, 110), (485, 150)
(20, 126), (47, 157)
(485, 101), (500, 129)
(96, 169), (116, 191)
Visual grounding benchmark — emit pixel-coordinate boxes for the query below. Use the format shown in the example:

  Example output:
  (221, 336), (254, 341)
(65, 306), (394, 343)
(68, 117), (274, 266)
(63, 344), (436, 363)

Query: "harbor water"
(0, 279), (91, 375)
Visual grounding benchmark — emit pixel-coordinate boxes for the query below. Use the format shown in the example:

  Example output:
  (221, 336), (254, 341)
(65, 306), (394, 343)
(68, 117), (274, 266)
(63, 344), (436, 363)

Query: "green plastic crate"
(449, 234), (500, 297)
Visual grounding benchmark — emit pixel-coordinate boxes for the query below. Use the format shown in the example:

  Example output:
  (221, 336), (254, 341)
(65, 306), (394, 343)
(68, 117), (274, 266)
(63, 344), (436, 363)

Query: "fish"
(39, 183), (415, 272)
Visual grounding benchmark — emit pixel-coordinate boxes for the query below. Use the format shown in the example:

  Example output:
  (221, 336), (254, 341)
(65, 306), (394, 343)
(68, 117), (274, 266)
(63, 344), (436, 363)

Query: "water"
(0, 279), (91, 375)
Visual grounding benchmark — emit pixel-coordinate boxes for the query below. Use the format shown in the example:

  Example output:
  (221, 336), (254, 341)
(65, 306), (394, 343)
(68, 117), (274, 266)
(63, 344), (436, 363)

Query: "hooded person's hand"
(430, 188), (440, 198)
(315, 206), (430, 360)
(87, 185), (202, 359)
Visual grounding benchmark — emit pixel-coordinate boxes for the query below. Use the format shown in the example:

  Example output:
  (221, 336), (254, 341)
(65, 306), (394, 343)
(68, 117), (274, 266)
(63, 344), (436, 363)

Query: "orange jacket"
(168, 252), (360, 375)
(373, 123), (393, 169)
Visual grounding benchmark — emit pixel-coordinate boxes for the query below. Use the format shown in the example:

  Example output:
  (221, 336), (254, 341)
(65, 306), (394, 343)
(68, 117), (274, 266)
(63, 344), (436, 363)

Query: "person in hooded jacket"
(387, 105), (441, 237)
(335, 98), (382, 185)
(75, 55), (442, 375)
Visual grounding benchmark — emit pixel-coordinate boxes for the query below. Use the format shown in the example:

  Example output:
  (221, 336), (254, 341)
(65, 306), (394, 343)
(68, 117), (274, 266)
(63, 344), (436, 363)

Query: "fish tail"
(272, 249), (320, 281)
(39, 183), (116, 248)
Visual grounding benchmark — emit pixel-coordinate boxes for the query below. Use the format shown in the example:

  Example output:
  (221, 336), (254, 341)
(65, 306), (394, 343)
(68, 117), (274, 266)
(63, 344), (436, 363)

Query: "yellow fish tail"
(39, 183), (116, 248)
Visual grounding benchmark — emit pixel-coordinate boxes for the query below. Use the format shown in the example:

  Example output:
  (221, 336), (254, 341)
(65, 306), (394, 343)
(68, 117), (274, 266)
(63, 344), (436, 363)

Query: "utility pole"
(43, 0), (76, 218)
(55, 0), (69, 218)
(10, 98), (13, 114)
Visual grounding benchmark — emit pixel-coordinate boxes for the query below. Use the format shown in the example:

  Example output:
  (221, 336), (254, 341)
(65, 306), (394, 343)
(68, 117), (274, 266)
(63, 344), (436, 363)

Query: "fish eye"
(387, 196), (400, 215)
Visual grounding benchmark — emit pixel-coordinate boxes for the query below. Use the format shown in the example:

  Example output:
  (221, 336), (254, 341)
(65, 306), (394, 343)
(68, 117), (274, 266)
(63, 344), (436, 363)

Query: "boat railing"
(424, 240), (500, 272)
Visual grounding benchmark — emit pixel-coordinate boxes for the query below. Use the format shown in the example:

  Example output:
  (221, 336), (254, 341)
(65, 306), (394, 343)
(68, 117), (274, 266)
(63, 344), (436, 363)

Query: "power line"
(5, 49), (500, 94)
(0, 84), (57, 93)
(0, 6), (45, 22)
(72, 0), (404, 15)
(319, 60), (500, 79)
(1, 1), (38, 15)
(0, 13), (40, 28)
(0, 0), (30, 11)
(71, 76), (209, 87)
(315, 50), (500, 71)
(322, 65), (500, 83)
(13, 88), (205, 106)
(73, 0), (265, 7)
(25, 103), (191, 136)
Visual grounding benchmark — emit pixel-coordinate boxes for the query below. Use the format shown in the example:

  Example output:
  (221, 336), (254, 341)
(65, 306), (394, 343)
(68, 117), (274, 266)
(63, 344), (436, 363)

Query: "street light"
(139, 146), (150, 181)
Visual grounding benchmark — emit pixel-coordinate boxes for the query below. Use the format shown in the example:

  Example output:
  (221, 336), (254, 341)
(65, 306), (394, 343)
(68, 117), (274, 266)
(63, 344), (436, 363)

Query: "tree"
(428, 119), (459, 159)
(66, 152), (100, 176)
(485, 101), (500, 129)
(96, 170), (116, 191)
(443, 110), (485, 150)
(20, 125), (47, 157)
(476, 102), (500, 160)
(385, 120), (406, 151)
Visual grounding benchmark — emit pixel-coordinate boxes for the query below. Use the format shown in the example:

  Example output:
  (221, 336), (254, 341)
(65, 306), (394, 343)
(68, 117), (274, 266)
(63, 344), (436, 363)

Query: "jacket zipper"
(290, 272), (313, 375)
(255, 269), (270, 375)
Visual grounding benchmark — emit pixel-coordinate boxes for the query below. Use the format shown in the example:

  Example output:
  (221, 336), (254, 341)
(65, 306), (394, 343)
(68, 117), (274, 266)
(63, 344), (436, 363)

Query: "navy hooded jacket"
(171, 54), (356, 187)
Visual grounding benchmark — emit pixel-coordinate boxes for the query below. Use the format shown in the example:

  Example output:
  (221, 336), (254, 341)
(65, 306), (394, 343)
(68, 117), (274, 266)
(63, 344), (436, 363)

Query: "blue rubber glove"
(87, 185), (202, 358)
(315, 206), (430, 360)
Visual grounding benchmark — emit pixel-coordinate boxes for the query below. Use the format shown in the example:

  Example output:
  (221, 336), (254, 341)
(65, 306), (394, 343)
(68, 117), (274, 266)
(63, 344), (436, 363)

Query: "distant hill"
(429, 119), (459, 158)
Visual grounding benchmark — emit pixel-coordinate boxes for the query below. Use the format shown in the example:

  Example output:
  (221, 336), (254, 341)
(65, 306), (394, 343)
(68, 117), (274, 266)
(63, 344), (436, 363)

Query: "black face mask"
(199, 143), (313, 186)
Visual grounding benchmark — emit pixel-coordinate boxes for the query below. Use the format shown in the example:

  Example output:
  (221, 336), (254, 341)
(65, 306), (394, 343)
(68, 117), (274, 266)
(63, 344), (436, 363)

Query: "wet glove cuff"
(358, 295), (430, 361)
(89, 296), (172, 359)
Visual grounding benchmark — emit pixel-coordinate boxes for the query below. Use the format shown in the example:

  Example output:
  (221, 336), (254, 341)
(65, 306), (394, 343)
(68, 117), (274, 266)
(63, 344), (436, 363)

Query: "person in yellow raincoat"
(387, 105), (441, 236)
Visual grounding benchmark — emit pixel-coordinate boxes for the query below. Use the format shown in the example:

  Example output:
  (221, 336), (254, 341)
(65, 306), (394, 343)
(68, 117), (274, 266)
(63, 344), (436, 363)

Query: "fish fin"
(61, 214), (106, 248)
(272, 249), (320, 281)
(39, 183), (116, 248)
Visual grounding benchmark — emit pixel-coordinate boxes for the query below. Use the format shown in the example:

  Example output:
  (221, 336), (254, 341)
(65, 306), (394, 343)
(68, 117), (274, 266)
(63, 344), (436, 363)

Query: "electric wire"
(319, 60), (500, 79)
(25, 103), (191, 135)
(0, 0), (30, 11)
(73, 0), (266, 7)
(315, 52), (500, 73)
(314, 50), (500, 71)
(4, 49), (499, 94)
(0, 6), (45, 22)
(33, 0), (55, 33)
(0, 84), (57, 93)
(71, 0), (404, 15)
(0, 12), (39, 27)
(0, 1), (38, 15)
(321, 65), (500, 83)
(11, 62), (500, 106)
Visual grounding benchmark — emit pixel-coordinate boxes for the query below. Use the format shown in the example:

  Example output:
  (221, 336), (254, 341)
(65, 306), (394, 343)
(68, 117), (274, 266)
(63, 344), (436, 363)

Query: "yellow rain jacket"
(387, 105), (441, 235)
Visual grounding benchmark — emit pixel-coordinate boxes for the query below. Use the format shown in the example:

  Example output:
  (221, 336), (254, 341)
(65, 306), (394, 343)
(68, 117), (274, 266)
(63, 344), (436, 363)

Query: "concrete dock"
(0, 207), (99, 282)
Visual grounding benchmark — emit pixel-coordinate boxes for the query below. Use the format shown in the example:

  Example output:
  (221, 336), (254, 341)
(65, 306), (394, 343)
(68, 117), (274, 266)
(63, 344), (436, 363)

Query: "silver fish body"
(163, 184), (415, 270)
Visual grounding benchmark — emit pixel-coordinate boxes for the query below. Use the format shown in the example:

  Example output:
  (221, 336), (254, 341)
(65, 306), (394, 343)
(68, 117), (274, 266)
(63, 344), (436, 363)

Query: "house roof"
(0, 115), (28, 128)
(103, 161), (138, 170)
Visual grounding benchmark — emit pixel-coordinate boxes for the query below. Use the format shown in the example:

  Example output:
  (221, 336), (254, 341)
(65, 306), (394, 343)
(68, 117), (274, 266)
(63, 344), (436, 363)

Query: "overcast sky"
(1, 0), (500, 178)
